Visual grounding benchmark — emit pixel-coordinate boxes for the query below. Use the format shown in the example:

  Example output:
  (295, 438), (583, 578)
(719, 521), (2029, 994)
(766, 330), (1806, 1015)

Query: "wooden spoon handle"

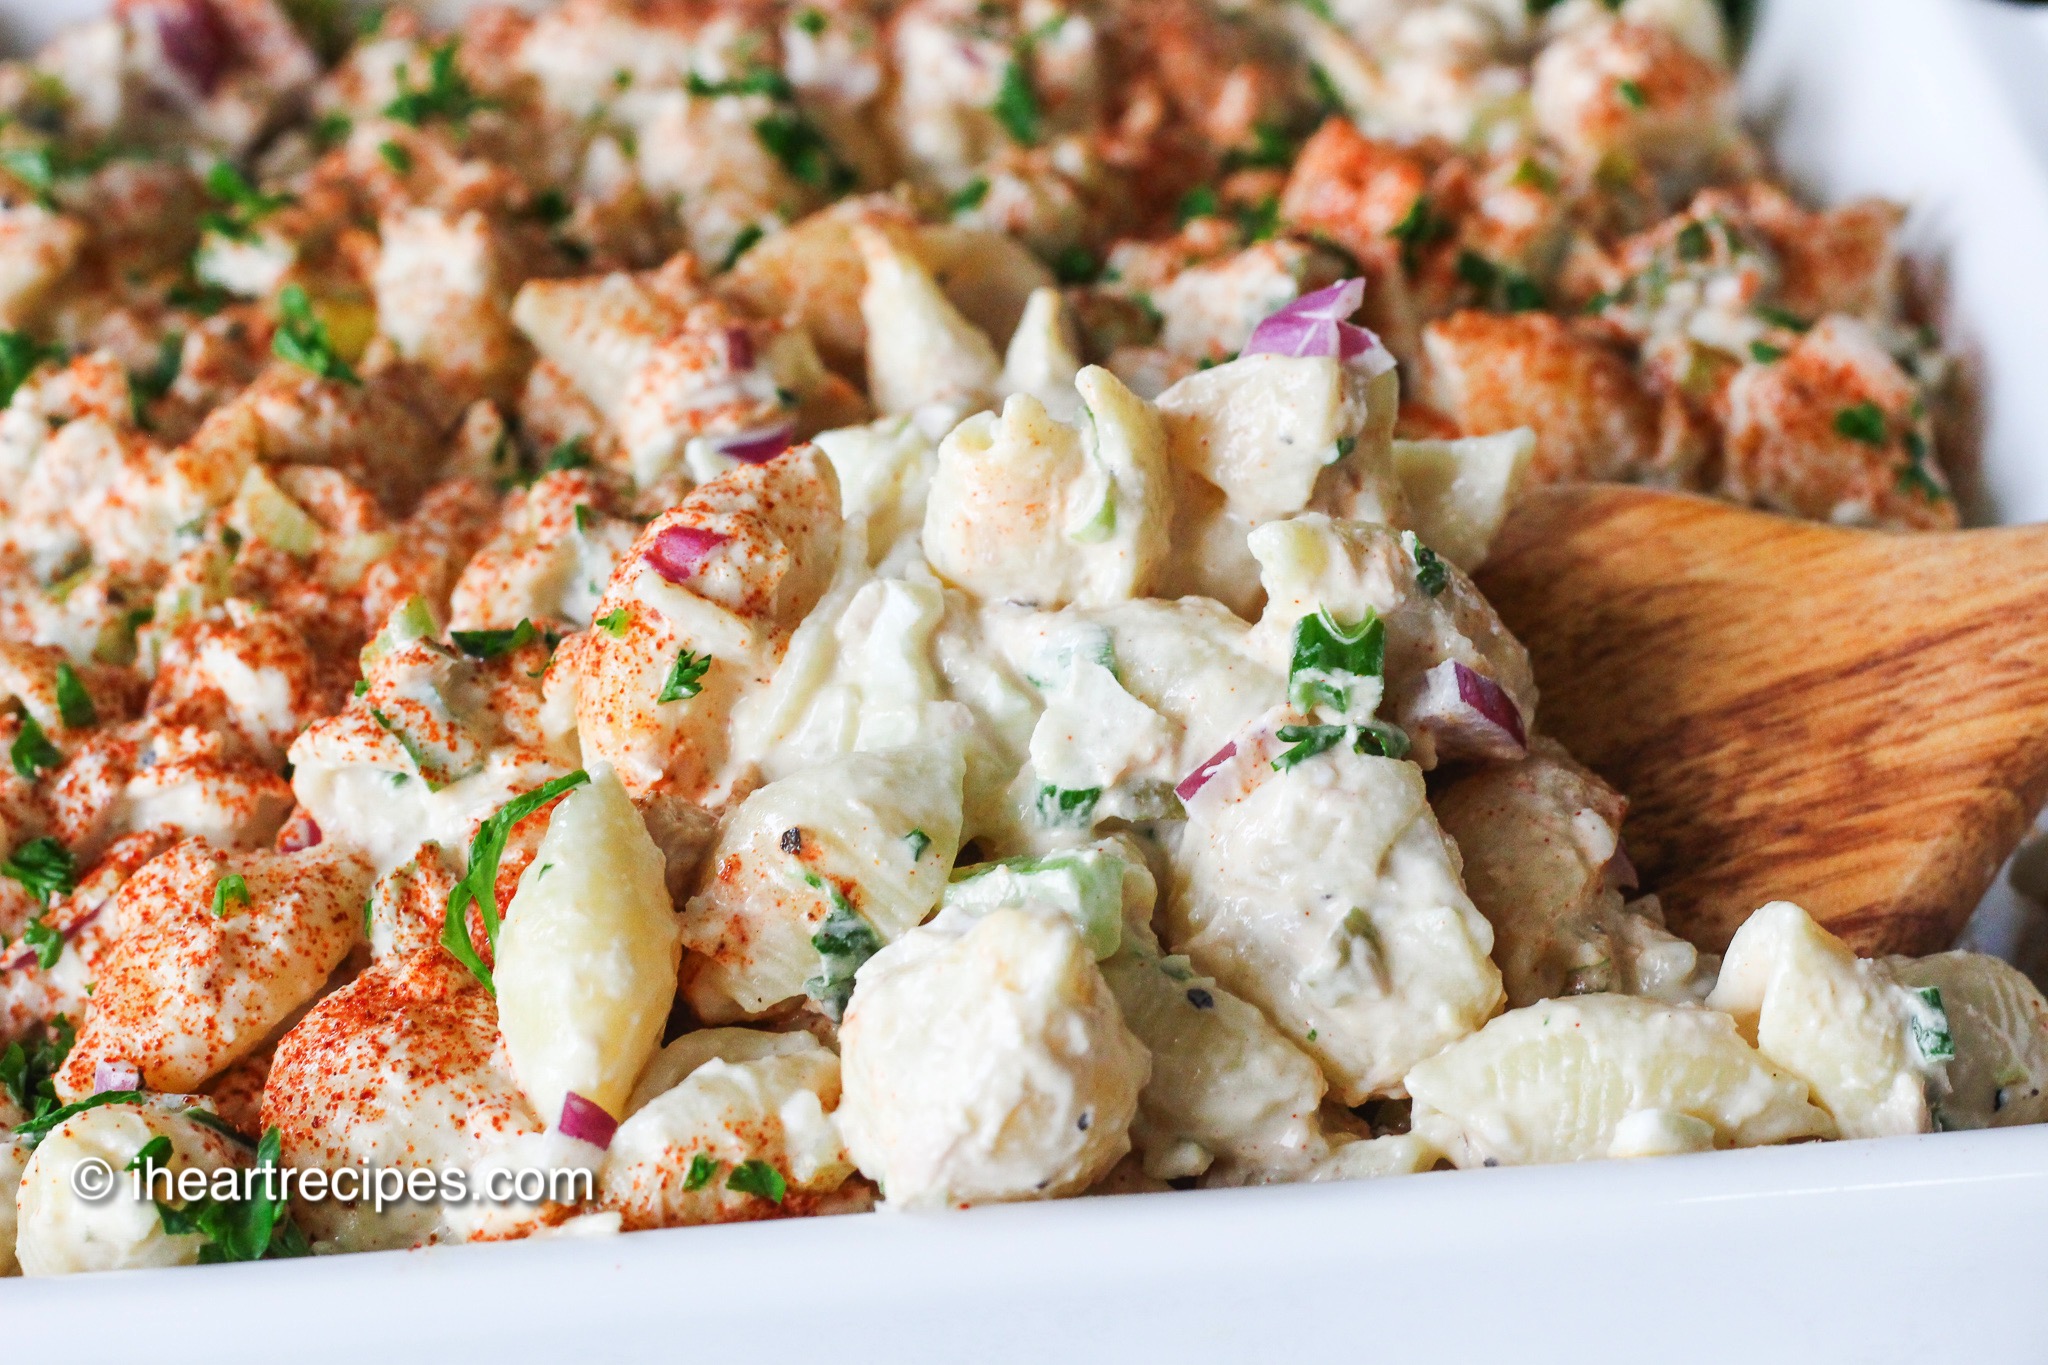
(1476, 484), (2048, 956)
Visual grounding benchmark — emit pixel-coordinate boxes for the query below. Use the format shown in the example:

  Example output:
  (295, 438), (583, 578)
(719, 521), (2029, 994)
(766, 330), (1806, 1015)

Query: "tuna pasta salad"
(0, 0), (2034, 1277)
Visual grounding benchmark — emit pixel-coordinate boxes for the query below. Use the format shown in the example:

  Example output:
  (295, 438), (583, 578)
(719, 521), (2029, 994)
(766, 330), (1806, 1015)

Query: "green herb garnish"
(1909, 986), (1956, 1063)
(726, 1158), (787, 1203)
(272, 284), (359, 386)
(1035, 784), (1101, 827)
(0, 1013), (73, 1119)
(440, 770), (590, 992)
(904, 829), (931, 861)
(153, 1125), (312, 1262)
(1288, 607), (1385, 715)
(383, 40), (492, 127)
(211, 873), (249, 918)
(0, 330), (61, 407)
(200, 161), (293, 242)
(948, 177), (991, 215)
(803, 879), (881, 1021)
(377, 140), (412, 173)
(5, 835), (75, 907)
(1834, 401), (1887, 447)
(720, 223), (764, 271)
(11, 712), (61, 780)
(992, 58), (1041, 146)
(1616, 79), (1648, 109)
(1749, 341), (1785, 364)
(451, 619), (536, 660)
(1272, 721), (1410, 771)
(684, 1153), (720, 1190)
(595, 607), (630, 637)
(658, 649), (711, 703)
(54, 661), (95, 728)
(754, 111), (855, 192)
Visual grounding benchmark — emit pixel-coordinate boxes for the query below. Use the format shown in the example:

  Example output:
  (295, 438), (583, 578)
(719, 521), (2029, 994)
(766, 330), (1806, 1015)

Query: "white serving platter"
(5, 0), (2048, 1360)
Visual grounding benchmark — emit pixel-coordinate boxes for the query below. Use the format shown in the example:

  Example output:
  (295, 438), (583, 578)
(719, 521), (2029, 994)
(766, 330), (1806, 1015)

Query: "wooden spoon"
(1474, 483), (2048, 958)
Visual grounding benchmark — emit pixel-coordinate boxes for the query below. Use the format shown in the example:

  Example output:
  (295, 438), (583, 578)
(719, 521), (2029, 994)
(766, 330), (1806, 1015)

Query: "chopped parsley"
(595, 607), (630, 637)
(1754, 304), (1811, 333)
(441, 770), (590, 992)
(313, 112), (354, 148)
(1616, 79), (1648, 109)
(1177, 184), (1219, 225)
(683, 1153), (720, 1190)
(0, 1013), (73, 1121)
(726, 1159), (787, 1204)
(4, 835), (75, 907)
(719, 223), (764, 271)
(1749, 341), (1785, 364)
(127, 1135), (172, 1173)
(1510, 158), (1559, 193)
(1455, 251), (1542, 312)
(754, 110), (855, 192)
(200, 161), (293, 242)
(1236, 194), (1282, 244)
(948, 176), (991, 215)
(1833, 401), (1887, 447)
(1051, 245), (1098, 285)
(272, 284), (360, 386)
(1388, 194), (1451, 271)
(804, 877), (881, 1020)
(383, 40), (492, 127)
(1288, 607), (1385, 715)
(54, 662), (95, 728)
(795, 8), (828, 35)
(991, 58), (1041, 146)
(20, 914), (61, 970)
(1035, 784), (1101, 827)
(658, 649), (711, 703)
(687, 68), (795, 100)
(1226, 122), (1297, 172)
(573, 504), (595, 534)
(1898, 430), (1947, 502)
(1675, 220), (1711, 262)
(904, 829), (931, 862)
(544, 436), (589, 473)
(369, 708), (440, 789)
(8, 1087), (146, 1144)
(153, 1125), (312, 1262)
(10, 712), (60, 780)
(0, 330), (61, 407)
(1404, 532), (1449, 597)
(377, 140), (412, 174)
(211, 873), (249, 918)
(450, 619), (537, 660)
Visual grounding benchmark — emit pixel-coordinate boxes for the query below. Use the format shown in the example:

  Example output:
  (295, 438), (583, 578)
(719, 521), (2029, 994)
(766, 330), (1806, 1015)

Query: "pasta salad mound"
(0, 0), (2027, 1274)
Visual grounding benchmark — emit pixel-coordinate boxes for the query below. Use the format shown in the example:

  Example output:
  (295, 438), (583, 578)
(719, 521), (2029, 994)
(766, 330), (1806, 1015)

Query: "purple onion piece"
(149, 0), (233, 96)
(277, 809), (322, 853)
(559, 1091), (618, 1150)
(724, 326), (755, 373)
(644, 524), (733, 584)
(711, 423), (794, 465)
(94, 1060), (141, 1094)
(1405, 660), (1528, 764)
(1175, 741), (1238, 803)
(1241, 277), (1396, 377)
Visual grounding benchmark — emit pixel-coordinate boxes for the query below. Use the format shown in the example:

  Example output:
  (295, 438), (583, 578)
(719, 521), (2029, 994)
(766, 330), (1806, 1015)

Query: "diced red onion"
(94, 1060), (140, 1094)
(145, 0), (233, 96)
(724, 326), (755, 373)
(1404, 660), (1528, 764)
(710, 423), (793, 465)
(558, 1091), (618, 1149)
(1242, 278), (1395, 377)
(1604, 842), (1639, 892)
(277, 809), (322, 853)
(1175, 741), (1237, 803)
(644, 523), (733, 583)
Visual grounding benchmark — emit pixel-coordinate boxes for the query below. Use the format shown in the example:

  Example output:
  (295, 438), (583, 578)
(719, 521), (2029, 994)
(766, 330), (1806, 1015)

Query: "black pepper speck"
(780, 828), (803, 855)
(1186, 988), (1214, 1010)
